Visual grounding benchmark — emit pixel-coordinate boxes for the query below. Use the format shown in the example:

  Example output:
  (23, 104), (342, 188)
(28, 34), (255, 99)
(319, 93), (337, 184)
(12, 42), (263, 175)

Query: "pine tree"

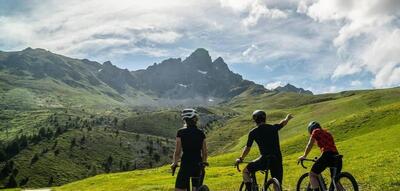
(31, 153), (39, 165)
(5, 174), (18, 188)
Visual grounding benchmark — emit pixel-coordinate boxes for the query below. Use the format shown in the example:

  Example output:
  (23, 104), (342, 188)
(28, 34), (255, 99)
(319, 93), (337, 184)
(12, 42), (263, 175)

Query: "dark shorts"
(175, 163), (202, 189)
(246, 155), (283, 184)
(311, 152), (342, 177)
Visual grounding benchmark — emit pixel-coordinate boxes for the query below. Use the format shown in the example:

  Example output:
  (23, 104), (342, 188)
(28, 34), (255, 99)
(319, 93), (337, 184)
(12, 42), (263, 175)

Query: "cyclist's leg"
(176, 166), (190, 191)
(242, 167), (253, 190)
(191, 165), (202, 191)
(310, 153), (330, 191)
(329, 156), (343, 191)
(245, 156), (264, 190)
(269, 157), (283, 185)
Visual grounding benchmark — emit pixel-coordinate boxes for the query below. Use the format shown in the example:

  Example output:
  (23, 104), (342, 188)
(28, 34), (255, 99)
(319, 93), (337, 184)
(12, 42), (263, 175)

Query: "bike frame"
(316, 167), (340, 191)
(250, 169), (269, 190)
(299, 159), (341, 191)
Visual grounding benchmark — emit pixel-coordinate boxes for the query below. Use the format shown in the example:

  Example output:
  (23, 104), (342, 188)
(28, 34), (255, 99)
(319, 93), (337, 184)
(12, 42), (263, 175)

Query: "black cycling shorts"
(246, 155), (283, 184)
(311, 151), (342, 176)
(175, 164), (202, 189)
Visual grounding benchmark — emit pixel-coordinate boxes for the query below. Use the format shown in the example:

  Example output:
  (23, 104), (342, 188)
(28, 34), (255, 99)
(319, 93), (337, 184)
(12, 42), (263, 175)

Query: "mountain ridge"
(274, 83), (313, 95)
(0, 47), (270, 105)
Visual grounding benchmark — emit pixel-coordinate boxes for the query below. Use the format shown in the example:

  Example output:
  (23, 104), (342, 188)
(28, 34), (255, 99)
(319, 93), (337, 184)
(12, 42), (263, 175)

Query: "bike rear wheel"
(197, 185), (210, 191)
(329, 172), (358, 191)
(263, 178), (281, 191)
(296, 173), (313, 191)
(240, 182), (261, 191)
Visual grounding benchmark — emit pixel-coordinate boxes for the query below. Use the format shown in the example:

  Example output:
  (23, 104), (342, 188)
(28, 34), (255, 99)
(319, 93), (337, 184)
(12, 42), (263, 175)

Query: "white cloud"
(265, 81), (284, 89)
(300, 0), (400, 88)
(219, 0), (287, 28)
(331, 62), (362, 79)
(0, 0), (215, 60)
(242, 0), (287, 27)
(361, 29), (400, 88)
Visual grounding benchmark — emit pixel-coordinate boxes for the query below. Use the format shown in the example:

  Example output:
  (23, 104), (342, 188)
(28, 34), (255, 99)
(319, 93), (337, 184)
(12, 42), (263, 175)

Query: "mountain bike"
(172, 162), (210, 191)
(236, 161), (281, 191)
(297, 155), (358, 191)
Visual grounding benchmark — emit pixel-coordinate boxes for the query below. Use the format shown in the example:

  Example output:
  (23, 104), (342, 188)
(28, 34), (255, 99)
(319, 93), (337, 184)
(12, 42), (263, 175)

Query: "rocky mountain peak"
(274, 83), (313, 95)
(133, 48), (265, 99)
(183, 48), (212, 69)
(213, 57), (229, 71)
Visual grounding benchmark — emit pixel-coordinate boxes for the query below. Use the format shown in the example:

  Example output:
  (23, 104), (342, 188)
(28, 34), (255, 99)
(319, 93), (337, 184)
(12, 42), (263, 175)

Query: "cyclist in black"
(171, 108), (208, 191)
(235, 110), (293, 190)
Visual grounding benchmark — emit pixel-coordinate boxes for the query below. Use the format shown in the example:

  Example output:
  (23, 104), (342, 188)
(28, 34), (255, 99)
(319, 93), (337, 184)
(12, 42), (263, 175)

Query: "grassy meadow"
(48, 88), (400, 191)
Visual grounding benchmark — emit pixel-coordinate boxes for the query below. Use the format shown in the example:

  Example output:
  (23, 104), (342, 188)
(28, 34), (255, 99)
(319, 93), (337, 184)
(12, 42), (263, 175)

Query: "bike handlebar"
(171, 162), (209, 176)
(171, 165), (179, 176)
(297, 157), (317, 169)
(235, 161), (252, 172)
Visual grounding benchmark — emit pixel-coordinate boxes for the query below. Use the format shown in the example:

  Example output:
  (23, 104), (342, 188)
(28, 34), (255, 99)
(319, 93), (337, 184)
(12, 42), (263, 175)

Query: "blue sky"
(0, 0), (399, 93)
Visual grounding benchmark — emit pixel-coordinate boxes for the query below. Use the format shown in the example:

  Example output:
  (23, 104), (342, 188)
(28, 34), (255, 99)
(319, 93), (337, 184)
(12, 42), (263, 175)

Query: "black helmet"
(252, 110), (266, 123)
(307, 121), (321, 134)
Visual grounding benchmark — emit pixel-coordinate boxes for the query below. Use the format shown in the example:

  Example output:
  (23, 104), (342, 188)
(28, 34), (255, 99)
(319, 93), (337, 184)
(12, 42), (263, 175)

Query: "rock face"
(97, 61), (139, 93)
(274, 83), (313, 95)
(133, 48), (265, 99)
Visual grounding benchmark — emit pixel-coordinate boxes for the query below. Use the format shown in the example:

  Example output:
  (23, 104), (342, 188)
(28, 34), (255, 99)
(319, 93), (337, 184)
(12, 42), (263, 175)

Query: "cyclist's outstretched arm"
(278, 114), (294, 128)
(202, 139), (208, 163)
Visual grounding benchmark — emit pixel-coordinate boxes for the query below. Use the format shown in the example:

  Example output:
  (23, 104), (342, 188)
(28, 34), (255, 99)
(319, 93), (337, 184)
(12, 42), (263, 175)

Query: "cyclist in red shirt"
(298, 121), (342, 191)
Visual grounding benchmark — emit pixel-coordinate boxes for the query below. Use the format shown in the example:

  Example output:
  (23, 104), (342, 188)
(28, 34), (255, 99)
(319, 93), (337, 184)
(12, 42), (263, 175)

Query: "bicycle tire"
(240, 182), (259, 191)
(198, 185), (210, 191)
(296, 173), (312, 191)
(264, 178), (281, 191)
(239, 182), (246, 191)
(329, 172), (358, 191)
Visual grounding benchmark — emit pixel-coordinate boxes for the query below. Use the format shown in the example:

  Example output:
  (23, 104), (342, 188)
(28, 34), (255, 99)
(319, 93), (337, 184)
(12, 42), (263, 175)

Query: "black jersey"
(176, 125), (206, 165)
(246, 123), (283, 157)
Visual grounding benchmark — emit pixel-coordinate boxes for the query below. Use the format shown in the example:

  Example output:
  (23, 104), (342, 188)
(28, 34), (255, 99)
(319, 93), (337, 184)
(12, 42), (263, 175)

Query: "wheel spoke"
(339, 177), (354, 191)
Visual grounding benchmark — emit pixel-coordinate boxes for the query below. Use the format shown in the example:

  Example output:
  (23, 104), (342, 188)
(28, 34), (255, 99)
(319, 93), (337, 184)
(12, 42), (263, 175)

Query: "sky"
(0, 0), (399, 93)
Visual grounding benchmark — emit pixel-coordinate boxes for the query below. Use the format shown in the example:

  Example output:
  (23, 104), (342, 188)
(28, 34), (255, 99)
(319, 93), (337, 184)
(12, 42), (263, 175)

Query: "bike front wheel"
(263, 178), (281, 191)
(296, 173), (313, 191)
(239, 182), (259, 191)
(329, 172), (359, 191)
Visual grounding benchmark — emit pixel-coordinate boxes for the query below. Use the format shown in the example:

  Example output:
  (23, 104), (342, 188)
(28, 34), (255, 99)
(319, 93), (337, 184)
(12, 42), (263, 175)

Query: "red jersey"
(311, 129), (338, 153)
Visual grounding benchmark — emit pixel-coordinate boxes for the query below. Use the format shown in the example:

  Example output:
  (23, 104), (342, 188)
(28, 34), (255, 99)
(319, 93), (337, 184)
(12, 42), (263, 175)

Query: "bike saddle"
(334, 155), (343, 159)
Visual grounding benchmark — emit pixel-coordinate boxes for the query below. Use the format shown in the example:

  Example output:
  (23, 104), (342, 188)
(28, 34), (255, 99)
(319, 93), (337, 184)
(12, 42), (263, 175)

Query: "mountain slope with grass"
(0, 47), (259, 189)
(53, 87), (400, 191)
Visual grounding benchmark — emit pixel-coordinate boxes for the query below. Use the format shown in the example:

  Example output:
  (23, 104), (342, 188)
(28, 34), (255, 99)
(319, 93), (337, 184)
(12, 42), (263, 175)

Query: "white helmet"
(181, 108), (198, 119)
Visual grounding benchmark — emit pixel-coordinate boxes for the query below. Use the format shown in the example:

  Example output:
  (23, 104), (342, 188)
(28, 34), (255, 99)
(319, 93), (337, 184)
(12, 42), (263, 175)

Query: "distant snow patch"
(178, 83), (188, 88)
(98, 69), (103, 72)
(208, 98), (214, 102)
(198, 70), (208, 75)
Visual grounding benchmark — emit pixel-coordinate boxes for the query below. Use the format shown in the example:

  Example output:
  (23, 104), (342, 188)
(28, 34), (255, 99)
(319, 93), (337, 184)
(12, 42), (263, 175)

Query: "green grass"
(54, 123), (400, 191)
(0, 127), (174, 188)
(52, 88), (400, 191)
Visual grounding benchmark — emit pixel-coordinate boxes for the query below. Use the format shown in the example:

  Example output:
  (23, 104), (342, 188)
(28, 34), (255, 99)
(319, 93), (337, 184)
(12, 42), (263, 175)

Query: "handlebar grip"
(300, 160), (307, 169)
(171, 165), (179, 176)
(235, 163), (241, 172)
(172, 167), (176, 176)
